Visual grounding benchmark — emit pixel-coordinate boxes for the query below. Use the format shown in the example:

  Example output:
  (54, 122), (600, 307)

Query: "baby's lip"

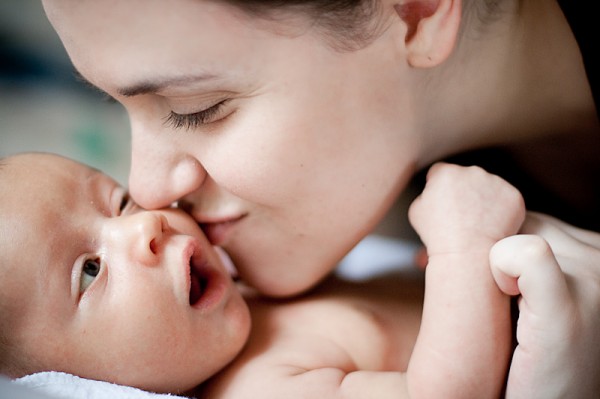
(183, 238), (230, 311)
(182, 239), (204, 306)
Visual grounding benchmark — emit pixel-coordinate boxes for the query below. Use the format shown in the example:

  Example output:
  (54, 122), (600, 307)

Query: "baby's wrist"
(424, 237), (498, 258)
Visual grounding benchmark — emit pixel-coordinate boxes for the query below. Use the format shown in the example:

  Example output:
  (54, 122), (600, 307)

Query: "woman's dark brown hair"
(223, 0), (508, 50)
(223, 0), (383, 51)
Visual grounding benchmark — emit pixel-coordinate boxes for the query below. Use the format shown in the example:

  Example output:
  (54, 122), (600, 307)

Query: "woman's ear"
(393, 0), (462, 68)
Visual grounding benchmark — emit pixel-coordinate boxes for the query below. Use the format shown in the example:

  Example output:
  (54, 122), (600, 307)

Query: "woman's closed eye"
(164, 99), (231, 130)
(80, 257), (102, 293)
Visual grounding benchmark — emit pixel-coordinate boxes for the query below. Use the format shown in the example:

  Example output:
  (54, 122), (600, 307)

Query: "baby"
(0, 153), (524, 398)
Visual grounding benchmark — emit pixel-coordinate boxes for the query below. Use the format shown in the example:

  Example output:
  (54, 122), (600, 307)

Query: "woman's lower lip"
(201, 217), (243, 245)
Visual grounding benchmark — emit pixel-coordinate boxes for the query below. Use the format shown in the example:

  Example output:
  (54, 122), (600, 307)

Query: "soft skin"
(0, 153), (251, 393)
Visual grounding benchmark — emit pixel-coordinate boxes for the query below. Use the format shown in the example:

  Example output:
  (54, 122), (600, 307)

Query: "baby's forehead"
(0, 153), (73, 226)
(4, 152), (92, 175)
(0, 153), (97, 255)
(0, 154), (92, 312)
(2, 153), (99, 196)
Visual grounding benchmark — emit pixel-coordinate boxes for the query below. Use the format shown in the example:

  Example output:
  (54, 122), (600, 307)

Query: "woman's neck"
(414, 0), (597, 167)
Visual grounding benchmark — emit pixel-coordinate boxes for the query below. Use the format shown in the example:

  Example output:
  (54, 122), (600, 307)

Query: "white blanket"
(10, 372), (189, 399)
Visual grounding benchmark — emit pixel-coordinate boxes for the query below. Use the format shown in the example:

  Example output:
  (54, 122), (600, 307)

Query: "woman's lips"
(200, 215), (246, 245)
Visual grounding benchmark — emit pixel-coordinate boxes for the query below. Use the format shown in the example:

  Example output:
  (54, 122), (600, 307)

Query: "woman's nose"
(128, 132), (207, 210)
(108, 211), (169, 267)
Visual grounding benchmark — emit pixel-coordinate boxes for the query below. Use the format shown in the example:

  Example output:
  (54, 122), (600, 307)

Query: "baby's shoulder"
(200, 299), (356, 398)
(239, 290), (396, 367)
(202, 278), (421, 398)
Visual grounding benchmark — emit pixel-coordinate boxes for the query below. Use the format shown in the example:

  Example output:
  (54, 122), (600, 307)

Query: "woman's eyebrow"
(73, 70), (110, 97)
(116, 74), (219, 97)
(72, 70), (219, 97)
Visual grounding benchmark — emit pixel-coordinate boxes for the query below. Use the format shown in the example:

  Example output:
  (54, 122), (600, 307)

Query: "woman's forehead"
(42, 0), (300, 90)
(43, 0), (252, 51)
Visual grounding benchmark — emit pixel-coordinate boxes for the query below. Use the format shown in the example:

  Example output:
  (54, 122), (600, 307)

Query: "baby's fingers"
(490, 235), (572, 319)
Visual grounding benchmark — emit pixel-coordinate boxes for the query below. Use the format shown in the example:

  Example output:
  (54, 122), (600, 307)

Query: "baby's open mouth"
(189, 260), (208, 306)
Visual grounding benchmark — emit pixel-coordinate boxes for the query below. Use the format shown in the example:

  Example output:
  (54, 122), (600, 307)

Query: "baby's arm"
(406, 163), (525, 398)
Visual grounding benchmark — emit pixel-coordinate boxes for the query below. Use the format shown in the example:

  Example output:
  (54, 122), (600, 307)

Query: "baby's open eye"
(80, 258), (101, 293)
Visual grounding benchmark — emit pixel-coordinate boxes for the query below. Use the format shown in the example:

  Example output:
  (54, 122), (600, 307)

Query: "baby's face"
(0, 154), (250, 393)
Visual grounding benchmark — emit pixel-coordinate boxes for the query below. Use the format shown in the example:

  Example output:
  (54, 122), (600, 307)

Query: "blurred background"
(0, 0), (130, 183)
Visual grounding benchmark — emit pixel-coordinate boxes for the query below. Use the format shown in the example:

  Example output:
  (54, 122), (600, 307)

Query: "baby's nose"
(113, 211), (168, 267)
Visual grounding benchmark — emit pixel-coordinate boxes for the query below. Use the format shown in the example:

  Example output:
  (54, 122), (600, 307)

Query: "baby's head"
(0, 153), (251, 393)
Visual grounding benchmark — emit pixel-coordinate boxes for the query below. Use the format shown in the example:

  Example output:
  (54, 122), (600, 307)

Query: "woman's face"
(43, 0), (420, 296)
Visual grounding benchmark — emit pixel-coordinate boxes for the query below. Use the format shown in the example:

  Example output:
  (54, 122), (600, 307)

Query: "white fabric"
(1, 374), (58, 399)
(11, 372), (189, 399)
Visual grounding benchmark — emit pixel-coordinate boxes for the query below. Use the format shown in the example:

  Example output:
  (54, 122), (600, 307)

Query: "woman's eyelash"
(102, 94), (118, 104)
(164, 100), (228, 130)
(73, 71), (117, 103)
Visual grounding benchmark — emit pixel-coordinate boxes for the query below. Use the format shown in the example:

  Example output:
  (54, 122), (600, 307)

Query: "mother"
(42, 0), (599, 395)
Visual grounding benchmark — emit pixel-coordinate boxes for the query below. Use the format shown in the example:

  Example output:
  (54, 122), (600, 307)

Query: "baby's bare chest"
(250, 278), (423, 372)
